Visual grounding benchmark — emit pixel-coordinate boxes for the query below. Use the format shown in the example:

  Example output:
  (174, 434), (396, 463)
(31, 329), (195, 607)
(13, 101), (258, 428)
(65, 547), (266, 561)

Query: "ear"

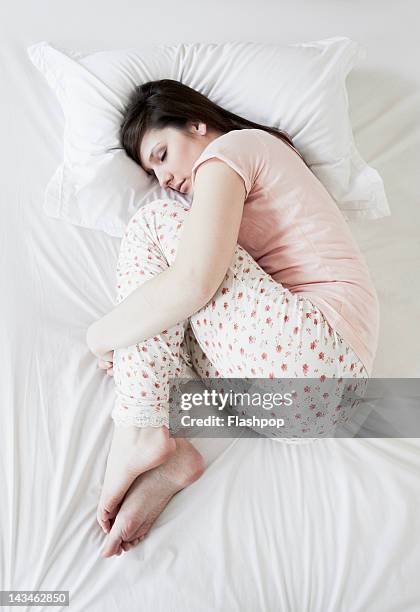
(188, 121), (207, 136)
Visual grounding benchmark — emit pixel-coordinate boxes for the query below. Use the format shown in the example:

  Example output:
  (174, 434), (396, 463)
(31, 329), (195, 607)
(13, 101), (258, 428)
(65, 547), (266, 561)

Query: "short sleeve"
(190, 129), (265, 200)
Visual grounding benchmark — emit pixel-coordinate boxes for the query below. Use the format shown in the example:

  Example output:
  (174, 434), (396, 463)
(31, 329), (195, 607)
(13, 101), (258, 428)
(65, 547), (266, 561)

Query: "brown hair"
(113, 79), (307, 170)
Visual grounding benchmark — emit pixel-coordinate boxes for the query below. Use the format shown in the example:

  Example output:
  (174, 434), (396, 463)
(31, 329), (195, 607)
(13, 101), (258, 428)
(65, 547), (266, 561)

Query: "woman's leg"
(180, 277), (368, 443)
(112, 199), (368, 441)
(99, 197), (368, 555)
(97, 201), (205, 533)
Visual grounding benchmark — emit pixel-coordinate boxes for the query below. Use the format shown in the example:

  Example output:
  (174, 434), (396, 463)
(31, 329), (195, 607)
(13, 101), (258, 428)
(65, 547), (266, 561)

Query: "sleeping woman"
(86, 79), (379, 558)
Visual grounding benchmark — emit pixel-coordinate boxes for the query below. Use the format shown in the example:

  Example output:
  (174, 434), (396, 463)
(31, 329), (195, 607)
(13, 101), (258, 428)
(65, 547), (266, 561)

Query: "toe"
(101, 512), (141, 557)
(97, 499), (121, 534)
(101, 533), (122, 558)
(120, 535), (144, 551)
(97, 508), (111, 534)
(98, 486), (133, 534)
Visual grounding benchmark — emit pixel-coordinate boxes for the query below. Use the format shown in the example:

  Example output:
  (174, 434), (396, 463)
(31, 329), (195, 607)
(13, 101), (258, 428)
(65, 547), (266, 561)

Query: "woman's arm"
(86, 159), (247, 358)
(86, 265), (208, 357)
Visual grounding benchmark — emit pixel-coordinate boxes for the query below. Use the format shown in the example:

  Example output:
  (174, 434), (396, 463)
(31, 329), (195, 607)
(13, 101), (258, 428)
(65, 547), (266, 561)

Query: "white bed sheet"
(1, 1), (420, 610)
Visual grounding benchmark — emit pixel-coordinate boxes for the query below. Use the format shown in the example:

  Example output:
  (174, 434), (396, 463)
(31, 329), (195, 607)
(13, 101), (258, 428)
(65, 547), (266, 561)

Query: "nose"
(155, 168), (173, 190)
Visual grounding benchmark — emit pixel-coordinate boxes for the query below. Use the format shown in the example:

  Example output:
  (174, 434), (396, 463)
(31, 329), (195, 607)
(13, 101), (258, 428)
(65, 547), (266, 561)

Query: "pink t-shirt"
(190, 128), (379, 376)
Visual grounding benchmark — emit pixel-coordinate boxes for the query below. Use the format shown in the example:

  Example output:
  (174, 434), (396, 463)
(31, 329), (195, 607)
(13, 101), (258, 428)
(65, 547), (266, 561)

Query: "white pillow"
(27, 37), (390, 237)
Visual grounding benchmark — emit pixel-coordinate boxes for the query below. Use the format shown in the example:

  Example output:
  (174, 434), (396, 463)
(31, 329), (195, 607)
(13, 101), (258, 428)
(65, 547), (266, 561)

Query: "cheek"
(187, 145), (202, 172)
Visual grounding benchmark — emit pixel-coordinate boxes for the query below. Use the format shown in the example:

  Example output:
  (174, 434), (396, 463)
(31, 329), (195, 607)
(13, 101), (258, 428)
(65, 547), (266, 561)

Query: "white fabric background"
(1, 1), (419, 611)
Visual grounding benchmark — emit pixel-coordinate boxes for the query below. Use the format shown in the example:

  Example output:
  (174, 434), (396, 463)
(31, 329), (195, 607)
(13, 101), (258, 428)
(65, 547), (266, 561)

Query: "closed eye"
(147, 149), (166, 177)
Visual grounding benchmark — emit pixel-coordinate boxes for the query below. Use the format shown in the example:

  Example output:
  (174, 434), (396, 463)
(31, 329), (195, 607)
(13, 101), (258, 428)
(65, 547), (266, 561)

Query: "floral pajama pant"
(111, 199), (369, 442)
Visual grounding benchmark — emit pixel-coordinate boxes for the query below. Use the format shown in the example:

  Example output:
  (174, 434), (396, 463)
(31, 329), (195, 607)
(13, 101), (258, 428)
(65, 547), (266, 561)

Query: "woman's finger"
(98, 360), (111, 369)
(102, 350), (115, 362)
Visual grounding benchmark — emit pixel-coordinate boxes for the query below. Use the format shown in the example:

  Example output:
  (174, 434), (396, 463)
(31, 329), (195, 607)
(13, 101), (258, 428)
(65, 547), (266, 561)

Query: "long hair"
(114, 79), (307, 170)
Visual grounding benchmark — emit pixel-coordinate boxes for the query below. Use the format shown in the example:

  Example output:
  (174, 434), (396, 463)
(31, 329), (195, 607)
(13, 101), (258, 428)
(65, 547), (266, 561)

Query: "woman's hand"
(97, 350), (114, 377)
(87, 321), (114, 376)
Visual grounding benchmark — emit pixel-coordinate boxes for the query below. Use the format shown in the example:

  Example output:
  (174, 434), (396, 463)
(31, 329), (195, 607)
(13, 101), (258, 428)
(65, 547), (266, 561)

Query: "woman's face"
(138, 122), (223, 196)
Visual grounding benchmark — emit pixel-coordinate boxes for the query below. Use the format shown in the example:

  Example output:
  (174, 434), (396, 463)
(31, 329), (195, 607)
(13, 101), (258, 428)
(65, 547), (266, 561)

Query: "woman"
(86, 79), (378, 557)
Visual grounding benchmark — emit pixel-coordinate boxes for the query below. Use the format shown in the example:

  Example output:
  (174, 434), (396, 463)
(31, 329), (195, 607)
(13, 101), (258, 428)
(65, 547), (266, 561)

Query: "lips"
(175, 179), (187, 193)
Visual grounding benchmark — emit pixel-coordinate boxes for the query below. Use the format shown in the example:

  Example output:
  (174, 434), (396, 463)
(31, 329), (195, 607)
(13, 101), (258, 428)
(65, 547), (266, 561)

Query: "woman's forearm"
(86, 265), (210, 357)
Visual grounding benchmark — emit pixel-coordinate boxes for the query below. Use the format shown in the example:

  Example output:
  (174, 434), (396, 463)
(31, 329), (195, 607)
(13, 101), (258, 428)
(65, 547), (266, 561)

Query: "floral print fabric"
(111, 200), (369, 441)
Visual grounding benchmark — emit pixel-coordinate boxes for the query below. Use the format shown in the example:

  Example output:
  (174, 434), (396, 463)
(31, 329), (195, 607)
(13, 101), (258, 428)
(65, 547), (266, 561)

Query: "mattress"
(1, 1), (419, 610)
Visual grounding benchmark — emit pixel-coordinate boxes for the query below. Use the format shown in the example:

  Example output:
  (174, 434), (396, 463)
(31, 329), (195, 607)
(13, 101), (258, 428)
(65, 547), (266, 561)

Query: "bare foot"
(100, 438), (205, 558)
(97, 424), (176, 534)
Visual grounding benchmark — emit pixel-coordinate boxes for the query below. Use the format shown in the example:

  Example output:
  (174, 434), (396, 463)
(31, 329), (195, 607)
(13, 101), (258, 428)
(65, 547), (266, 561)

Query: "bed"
(1, 1), (419, 610)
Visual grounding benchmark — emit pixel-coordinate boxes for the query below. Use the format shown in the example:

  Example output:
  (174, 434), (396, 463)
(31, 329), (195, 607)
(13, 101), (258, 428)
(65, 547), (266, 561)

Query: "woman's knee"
(115, 203), (181, 303)
(132, 199), (191, 265)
